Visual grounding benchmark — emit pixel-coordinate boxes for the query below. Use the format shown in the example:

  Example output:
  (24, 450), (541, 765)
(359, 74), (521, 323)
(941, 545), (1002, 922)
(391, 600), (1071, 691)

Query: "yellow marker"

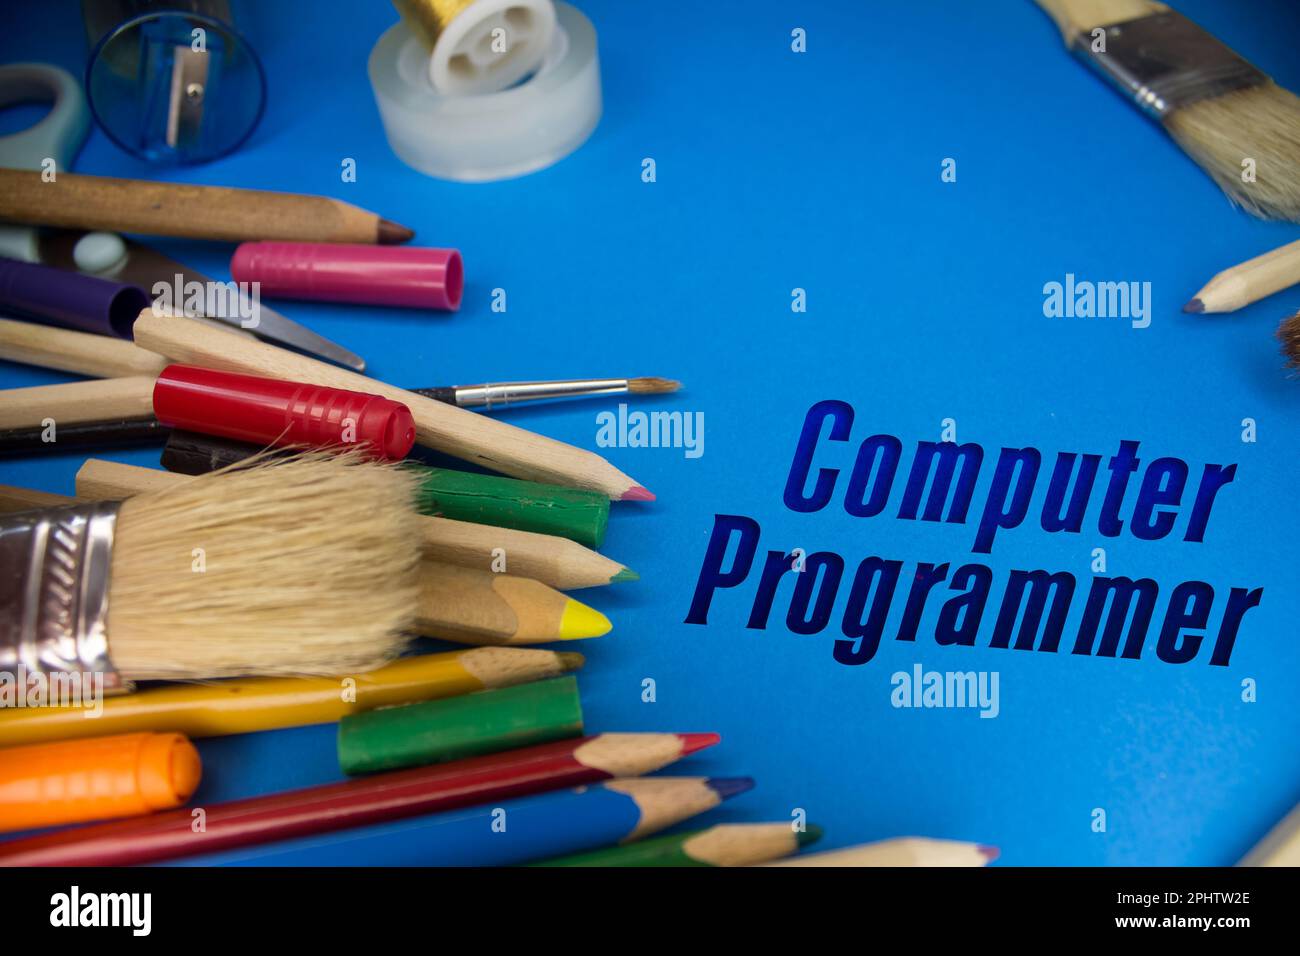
(0, 648), (584, 747)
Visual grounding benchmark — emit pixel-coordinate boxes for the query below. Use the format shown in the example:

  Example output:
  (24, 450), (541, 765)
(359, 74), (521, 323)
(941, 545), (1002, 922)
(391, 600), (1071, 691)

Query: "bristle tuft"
(627, 377), (682, 394)
(1165, 82), (1300, 222)
(106, 451), (422, 680)
(1278, 311), (1300, 370)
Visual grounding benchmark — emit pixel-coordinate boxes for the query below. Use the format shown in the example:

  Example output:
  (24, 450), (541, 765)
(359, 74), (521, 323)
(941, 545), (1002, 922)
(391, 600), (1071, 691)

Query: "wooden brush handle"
(0, 377), (155, 430)
(0, 484), (76, 514)
(0, 169), (387, 244)
(76, 458), (180, 500)
(0, 318), (168, 379)
(1033, 0), (1165, 41)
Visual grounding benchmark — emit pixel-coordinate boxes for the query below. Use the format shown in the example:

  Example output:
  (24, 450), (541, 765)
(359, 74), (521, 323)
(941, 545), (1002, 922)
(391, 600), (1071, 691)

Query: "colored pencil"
(0, 168), (415, 244)
(0, 376), (154, 430)
(763, 838), (998, 867)
(130, 309), (652, 500)
(72, 460), (637, 589)
(0, 648), (582, 748)
(0, 733), (719, 867)
(160, 428), (612, 547)
(1186, 237), (1300, 314)
(1239, 802), (1300, 866)
(416, 560), (611, 644)
(169, 776), (753, 867)
(0, 419), (167, 455)
(534, 822), (823, 867)
(338, 676), (583, 775)
(0, 316), (168, 378)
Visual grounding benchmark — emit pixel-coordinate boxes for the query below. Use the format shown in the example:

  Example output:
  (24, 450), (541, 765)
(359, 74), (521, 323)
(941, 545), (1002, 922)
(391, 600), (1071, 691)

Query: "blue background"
(2, 0), (1299, 866)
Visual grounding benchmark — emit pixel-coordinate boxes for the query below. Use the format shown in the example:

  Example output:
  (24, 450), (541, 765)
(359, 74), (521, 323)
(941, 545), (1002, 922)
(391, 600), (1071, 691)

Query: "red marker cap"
(231, 242), (463, 311)
(153, 365), (416, 460)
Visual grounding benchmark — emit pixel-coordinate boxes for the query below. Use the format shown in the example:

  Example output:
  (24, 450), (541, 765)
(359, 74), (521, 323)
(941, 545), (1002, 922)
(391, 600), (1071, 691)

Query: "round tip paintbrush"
(0, 452), (423, 686)
(1278, 310), (1300, 370)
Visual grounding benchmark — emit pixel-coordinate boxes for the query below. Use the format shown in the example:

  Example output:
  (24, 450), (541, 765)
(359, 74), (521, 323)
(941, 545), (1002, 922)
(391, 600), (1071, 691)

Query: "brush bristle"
(1166, 82), (1300, 222)
(1278, 311), (1300, 370)
(106, 452), (422, 681)
(627, 377), (682, 394)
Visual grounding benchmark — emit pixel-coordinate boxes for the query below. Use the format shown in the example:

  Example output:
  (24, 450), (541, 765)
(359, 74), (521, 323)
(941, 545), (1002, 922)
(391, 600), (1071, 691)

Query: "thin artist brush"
(168, 776), (754, 867)
(0, 734), (720, 867)
(0, 419), (168, 456)
(411, 377), (682, 409)
(72, 459), (637, 590)
(0, 453), (423, 685)
(763, 838), (999, 867)
(1034, 0), (1300, 221)
(1186, 238), (1300, 314)
(0, 648), (584, 748)
(1277, 310), (1300, 370)
(534, 822), (823, 867)
(0, 169), (415, 244)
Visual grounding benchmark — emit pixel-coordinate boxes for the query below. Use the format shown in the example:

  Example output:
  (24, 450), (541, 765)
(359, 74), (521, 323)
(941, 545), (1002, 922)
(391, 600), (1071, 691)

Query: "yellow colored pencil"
(0, 648), (583, 747)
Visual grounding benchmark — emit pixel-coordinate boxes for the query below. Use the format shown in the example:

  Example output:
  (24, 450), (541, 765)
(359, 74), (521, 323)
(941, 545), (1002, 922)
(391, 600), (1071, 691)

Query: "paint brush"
(411, 377), (682, 409)
(1034, 0), (1300, 221)
(1277, 309), (1300, 369)
(0, 452), (422, 687)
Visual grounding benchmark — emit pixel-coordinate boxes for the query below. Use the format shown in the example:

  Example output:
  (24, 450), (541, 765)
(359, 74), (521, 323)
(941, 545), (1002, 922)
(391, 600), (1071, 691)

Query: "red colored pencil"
(0, 732), (717, 867)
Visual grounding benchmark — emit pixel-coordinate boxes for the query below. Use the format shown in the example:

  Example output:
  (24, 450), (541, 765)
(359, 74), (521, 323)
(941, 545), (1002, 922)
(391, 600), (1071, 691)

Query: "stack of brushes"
(0, 175), (994, 867)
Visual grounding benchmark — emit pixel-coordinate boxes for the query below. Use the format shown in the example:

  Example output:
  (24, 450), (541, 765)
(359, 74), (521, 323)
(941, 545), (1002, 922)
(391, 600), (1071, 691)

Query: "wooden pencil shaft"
(0, 169), (392, 244)
(414, 561), (570, 645)
(130, 310), (637, 498)
(1192, 238), (1300, 312)
(0, 317), (168, 378)
(74, 459), (626, 590)
(0, 376), (154, 430)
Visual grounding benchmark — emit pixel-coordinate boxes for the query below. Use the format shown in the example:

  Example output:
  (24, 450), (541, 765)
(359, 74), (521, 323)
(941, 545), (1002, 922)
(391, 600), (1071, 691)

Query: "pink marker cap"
(231, 242), (463, 311)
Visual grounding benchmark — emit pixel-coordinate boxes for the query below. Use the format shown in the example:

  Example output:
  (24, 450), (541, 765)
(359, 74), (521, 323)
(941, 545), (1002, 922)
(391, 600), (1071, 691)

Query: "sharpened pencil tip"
(678, 732), (721, 755)
(707, 776), (755, 800)
(798, 824), (825, 847)
(378, 219), (415, 244)
(557, 651), (586, 672)
(1183, 298), (1204, 314)
(558, 599), (612, 640)
(610, 567), (640, 584)
(621, 485), (655, 502)
(979, 845), (1000, 862)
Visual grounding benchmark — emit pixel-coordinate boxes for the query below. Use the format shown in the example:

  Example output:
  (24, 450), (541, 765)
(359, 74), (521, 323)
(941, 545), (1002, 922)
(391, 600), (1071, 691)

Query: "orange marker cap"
(0, 731), (201, 833)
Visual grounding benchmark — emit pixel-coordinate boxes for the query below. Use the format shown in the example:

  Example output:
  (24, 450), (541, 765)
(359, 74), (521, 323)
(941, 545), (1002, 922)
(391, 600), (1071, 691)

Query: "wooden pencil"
(0, 376), (154, 430)
(416, 560), (612, 644)
(0, 317), (168, 378)
(763, 838), (998, 867)
(168, 776), (754, 867)
(130, 310), (652, 500)
(1186, 238), (1300, 314)
(72, 459), (636, 589)
(1238, 802), (1300, 866)
(0, 169), (414, 244)
(534, 822), (823, 867)
(0, 734), (720, 867)
(0, 648), (583, 748)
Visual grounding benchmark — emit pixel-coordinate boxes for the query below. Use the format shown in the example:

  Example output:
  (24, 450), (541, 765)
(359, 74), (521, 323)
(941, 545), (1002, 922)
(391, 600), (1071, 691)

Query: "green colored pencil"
(338, 676), (583, 775)
(531, 822), (823, 867)
(412, 466), (609, 548)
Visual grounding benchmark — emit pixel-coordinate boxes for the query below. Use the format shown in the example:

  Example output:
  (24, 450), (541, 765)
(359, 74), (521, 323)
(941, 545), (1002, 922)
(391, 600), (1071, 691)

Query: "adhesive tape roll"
(393, 0), (558, 96)
(369, 2), (600, 183)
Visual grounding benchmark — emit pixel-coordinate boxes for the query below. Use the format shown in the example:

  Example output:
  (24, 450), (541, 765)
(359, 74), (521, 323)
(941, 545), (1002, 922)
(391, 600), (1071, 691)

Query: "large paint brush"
(1034, 0), (1300, 221)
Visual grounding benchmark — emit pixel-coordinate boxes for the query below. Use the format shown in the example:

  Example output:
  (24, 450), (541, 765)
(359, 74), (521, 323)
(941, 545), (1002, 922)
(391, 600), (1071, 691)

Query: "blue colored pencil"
(169, 776), (753, 867)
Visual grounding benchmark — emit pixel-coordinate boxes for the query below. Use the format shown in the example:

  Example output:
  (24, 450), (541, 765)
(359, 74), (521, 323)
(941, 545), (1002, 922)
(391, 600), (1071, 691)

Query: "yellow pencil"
(0, 648), (583, 747)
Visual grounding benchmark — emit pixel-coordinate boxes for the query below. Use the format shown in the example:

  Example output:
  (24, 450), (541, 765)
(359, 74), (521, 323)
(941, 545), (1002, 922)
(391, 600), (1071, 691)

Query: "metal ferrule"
(455, 379), (631, 410)
(1072, 10), (1267, 119)
(0, 501), (130, 693)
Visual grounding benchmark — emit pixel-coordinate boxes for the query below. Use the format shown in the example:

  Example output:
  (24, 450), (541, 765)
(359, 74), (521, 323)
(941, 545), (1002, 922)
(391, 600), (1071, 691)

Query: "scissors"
(0, 62), (365, 372)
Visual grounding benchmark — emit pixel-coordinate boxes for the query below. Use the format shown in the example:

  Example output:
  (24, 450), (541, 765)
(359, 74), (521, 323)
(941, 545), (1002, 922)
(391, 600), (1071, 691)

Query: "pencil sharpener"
(83, 0), (266, 164)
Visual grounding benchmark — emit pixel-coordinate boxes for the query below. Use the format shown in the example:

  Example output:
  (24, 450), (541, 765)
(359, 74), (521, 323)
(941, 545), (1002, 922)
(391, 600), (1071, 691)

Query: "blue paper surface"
(2, 0), (1298, 866)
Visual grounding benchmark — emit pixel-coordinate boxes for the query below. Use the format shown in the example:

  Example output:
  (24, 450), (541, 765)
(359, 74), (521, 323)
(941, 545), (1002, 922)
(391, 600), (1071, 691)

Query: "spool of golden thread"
(391, 0), (479, 49)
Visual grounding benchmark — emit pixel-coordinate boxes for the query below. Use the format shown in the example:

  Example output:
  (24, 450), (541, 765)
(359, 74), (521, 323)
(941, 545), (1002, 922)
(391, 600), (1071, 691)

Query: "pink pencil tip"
(979, 845), (1000, 863)
(677, 732), (721, 755)
(621, 485), (656, 502)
